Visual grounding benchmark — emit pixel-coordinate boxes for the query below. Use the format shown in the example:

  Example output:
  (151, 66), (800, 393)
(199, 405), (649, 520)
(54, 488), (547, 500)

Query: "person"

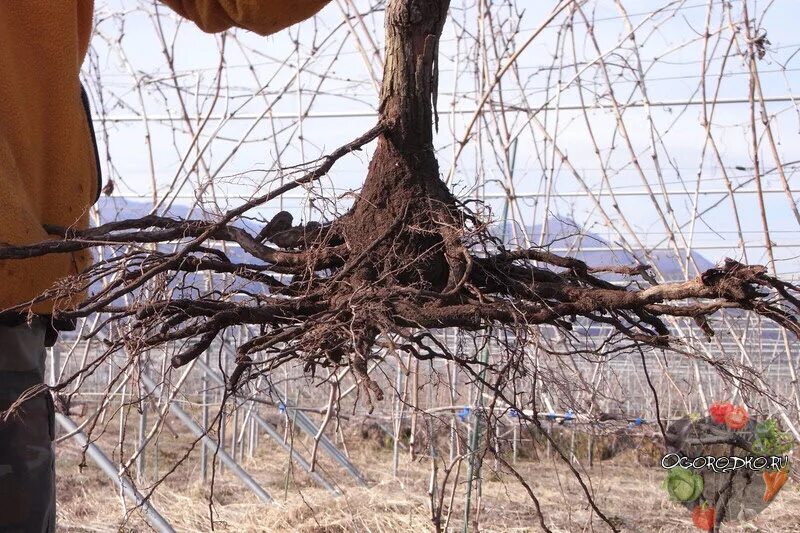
(0, 2), (330, 530)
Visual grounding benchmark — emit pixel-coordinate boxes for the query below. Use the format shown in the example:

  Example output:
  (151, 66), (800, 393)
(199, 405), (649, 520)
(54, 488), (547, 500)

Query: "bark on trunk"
(342, 0), (456, 290)
(357, 0), (453, 206)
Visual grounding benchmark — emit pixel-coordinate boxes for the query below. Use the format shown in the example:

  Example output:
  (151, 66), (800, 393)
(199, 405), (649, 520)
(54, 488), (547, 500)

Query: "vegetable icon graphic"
(663, 467), (704, 502)
(708, 402), (733, 424)
(664, 402), (794, 529)
(692, 502), (715, 531)
(753, 419), (794, 456)
(763, 469), (789, 502)
(724, 405), (749, 430)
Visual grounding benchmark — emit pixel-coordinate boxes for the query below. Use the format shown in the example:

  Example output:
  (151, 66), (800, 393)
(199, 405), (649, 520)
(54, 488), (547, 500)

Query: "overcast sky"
(84, 0), (800, 278)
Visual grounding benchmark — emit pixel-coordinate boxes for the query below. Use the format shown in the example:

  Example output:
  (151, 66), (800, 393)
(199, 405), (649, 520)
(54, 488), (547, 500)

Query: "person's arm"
(159, 0), (330, 36)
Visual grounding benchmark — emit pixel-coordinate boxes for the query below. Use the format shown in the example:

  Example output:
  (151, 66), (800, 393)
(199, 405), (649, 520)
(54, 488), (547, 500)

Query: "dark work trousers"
(0, 319), (55, 532)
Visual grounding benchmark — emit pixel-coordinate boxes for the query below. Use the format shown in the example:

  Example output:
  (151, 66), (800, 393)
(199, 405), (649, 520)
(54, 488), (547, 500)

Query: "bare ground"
(54, 428), (799, 532)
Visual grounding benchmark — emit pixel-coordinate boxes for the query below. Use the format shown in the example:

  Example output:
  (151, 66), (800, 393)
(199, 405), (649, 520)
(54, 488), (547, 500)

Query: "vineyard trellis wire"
(9, 0), (800, 530)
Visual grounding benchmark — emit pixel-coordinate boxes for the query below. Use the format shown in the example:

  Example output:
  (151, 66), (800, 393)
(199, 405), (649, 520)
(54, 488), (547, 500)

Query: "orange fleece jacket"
(0, 0), (329, 316)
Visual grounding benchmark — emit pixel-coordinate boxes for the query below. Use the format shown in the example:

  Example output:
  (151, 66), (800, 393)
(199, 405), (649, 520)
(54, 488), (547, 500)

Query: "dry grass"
(53, 425), (800, 533)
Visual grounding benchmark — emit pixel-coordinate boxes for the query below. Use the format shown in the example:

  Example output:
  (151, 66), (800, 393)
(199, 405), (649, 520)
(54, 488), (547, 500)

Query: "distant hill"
(498, 217), (714, 282)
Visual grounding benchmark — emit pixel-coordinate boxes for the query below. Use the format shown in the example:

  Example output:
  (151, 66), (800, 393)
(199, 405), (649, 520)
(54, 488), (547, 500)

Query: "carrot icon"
(763, 469), (789, 502)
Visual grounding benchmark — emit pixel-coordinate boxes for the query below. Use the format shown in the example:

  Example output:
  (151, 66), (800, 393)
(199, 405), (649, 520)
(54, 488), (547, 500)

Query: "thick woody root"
(52, 196), (795, 406)
(11, 161), (798, 407)
(2, 0), (798, 410)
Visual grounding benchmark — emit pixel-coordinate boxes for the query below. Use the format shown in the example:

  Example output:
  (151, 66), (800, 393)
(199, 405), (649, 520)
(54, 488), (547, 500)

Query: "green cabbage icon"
(663, 467), (704, 502)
